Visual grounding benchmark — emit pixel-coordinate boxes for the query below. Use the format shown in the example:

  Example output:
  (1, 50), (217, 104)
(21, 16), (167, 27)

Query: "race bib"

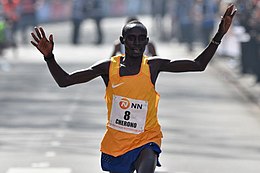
(109, 95), (148, 134)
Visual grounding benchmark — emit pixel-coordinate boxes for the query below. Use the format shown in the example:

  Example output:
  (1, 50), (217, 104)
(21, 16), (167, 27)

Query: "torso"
(101, 55), (163, 156)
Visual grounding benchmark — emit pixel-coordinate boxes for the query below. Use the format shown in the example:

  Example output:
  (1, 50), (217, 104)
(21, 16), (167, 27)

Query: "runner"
(30, 4), (236, 173)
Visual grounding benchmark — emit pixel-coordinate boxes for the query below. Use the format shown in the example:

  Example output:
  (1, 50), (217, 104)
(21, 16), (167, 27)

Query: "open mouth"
(132, 48), (142, 54)
(133, 49), (140, 53)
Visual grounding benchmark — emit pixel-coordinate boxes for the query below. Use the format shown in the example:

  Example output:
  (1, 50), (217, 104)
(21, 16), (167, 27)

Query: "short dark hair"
(121, 20), (147, 38)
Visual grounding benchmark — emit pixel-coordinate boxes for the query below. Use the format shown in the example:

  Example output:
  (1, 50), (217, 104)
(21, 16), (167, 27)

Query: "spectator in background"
(127, 0), (140, 16)
(237, 0), (254, 74)
(71, 0), (104, 45)
(19, 0), (37, 44)
(71, 0), (85, 44)
(151, 0), (167, 41)
(248, 0), (260, 83)
(0, 14), (7, 55)
(51, 0), (63, 21)
(201, 0), (218, 47)
(175, 0), (196, 52)
(91, 0), (104, 45)
(236, 0), (260, 83)
(1, 0), (20, 47)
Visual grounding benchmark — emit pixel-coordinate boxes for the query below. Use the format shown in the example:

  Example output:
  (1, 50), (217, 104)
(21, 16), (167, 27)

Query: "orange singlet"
(101, 55), (163, 157)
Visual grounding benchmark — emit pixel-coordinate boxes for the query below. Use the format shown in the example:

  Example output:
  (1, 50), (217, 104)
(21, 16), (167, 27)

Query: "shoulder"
(91, 58), (111, 75)
(145, 56), (171, 84)
(147, 56), (171, 66)
(146, 56), (171, 75)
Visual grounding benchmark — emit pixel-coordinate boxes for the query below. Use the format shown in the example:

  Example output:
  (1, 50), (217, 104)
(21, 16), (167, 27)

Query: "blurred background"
(0, 0), (259, 81)
(0, 0), (260, 173)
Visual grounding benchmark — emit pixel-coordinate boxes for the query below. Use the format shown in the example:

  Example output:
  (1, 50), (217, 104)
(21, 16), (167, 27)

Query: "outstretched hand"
(217, 4), (237, 36)
(31, 27), (54, 57)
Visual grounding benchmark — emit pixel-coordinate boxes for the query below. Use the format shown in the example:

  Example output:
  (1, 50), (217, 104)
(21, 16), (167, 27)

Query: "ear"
(146, 37), (149, 45)
(120, 36), (125, 44)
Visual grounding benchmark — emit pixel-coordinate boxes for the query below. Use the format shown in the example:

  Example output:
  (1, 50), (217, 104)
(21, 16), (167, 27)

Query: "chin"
(132, 53), (143, 58)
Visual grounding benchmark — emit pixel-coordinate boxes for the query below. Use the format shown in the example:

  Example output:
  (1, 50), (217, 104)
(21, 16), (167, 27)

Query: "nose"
(133, 38), (141, 45)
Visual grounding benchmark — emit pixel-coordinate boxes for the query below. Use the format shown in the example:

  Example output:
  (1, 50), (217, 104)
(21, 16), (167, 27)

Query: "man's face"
(123, 26), (148, 58)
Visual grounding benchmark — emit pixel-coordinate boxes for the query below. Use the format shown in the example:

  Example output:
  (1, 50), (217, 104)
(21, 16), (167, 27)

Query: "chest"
(119, 64), (141, 77)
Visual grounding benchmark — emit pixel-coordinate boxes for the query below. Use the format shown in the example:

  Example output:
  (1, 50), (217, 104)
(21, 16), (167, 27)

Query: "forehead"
(124, 24), (147, 37)
(126, 28), (147, 35)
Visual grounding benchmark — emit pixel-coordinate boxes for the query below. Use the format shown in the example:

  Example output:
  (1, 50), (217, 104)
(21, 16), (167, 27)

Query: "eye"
(139, 36), (147, 42)
(127, 35), (135, 41)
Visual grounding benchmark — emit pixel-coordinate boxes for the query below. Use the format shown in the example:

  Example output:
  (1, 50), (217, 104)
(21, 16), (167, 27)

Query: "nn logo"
(119, 98), (130, 109)
(119, 98), (143, 110)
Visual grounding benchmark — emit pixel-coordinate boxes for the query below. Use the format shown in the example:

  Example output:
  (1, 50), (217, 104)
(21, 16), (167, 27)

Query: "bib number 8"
(124, 111), (131, 120)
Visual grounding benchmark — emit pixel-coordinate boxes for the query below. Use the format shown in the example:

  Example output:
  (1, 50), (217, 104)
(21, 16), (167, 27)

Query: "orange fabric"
(1, 0), (20, 21)
(101, 55), (163, 157)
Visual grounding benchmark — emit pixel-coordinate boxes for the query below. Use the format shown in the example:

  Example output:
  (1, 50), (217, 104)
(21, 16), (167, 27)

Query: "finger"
(39, 27), (46, 38)
(30, 41), (38, 47)
(223, 4), (234, 17)
(49, 34), (54, 45)
(35, 27), (42, 39)
(31, 32), (39, 43)
(231, 9), (237, 18)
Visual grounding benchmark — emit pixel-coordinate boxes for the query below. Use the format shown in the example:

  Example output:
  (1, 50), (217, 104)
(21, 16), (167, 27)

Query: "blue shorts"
(101, 142), (161, 173)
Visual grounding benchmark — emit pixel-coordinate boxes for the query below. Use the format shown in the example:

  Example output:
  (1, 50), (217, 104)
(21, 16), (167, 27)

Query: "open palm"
(31, 27), (54, 57)
(218, 4), (237, 36)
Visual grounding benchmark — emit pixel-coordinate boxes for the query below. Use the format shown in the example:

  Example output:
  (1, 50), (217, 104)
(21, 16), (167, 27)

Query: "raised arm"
(31, 27), (109, 87)
(159, 4), (237, 73)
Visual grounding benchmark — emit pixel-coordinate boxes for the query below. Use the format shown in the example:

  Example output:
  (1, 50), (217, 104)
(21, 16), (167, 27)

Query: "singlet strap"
(110, 55), (121, 77)
(141, 56), (150, 78)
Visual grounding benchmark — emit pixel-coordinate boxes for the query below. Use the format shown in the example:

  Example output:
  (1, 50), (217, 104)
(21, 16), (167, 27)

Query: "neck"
(123, 54), (143, 66)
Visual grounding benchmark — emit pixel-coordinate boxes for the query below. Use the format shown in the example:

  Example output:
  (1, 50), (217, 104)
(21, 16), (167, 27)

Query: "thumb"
(49, 34), (54, 46)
